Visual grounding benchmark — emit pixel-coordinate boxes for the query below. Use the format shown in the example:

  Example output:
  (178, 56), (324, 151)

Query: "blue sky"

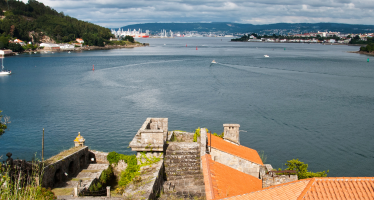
(21, 0), (374, 28)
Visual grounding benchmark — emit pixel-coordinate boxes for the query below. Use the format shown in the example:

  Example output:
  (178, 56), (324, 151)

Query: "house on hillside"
(40, 43), (60, 51)
(76, 38), (84, 44)
(14, 39), (25, 46)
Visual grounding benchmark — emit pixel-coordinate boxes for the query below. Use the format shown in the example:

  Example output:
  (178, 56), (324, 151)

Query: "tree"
(0, 110), (11, 135)
(284, 159), (328, 179)
(8, 43), (23, 52)
(354, 35), (360, 40)
(123, 35), (134, 43)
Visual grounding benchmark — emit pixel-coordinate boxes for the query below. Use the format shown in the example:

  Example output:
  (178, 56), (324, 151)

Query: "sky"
(21, 0), (374, 28)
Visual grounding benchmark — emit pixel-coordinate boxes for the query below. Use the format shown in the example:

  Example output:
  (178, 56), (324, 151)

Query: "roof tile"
(201, 154), (262, 200)
(221, 177), (374, 200)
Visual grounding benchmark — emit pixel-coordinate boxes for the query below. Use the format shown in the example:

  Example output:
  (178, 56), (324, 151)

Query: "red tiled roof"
(221, 179), (310, 200)
(220, 177), (374, 200)
(299, 177), (374, 200)
(202, 154), (262, 200)
(207, 134), (263, 165)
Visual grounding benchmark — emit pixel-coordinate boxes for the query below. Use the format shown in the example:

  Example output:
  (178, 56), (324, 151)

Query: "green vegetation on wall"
(89, 165), (114, 192)
(107, 151), (162, 194)
(283, 159), (329, 179)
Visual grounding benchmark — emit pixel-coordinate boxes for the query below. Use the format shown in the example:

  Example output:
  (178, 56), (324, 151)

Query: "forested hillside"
(0, 0), (113, 47)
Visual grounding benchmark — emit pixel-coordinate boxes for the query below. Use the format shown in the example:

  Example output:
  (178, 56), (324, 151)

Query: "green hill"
(0, 0), (113, 49)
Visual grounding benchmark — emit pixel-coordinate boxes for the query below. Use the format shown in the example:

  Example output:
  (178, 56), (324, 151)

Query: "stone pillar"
(74, 187), (78, 197)
(200, 128), (207, 170)
(107, 186), (111, 197)
(223, 124), (240, 145)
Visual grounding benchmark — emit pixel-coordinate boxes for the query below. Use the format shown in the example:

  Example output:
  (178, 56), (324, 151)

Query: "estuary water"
(0, 38), (373, 177)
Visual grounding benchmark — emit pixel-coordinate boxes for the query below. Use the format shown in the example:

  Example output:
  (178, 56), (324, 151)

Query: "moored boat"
(0, 57), (11, 75)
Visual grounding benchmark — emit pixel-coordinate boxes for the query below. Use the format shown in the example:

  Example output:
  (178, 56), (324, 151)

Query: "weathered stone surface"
(170, 131), (194, 142)
(88, 150), (109, 164)
(223, 124), (240, 145)
(262, 174), (298, 188)
(129, 118), (168, 152)
(42, 146), (89, 188)
(123, 159), (164, 200)
(210, 147), (261, 178)
(162, 142), (205, 199)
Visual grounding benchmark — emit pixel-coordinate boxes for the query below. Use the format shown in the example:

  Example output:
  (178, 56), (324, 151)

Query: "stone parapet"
(129, 118), (168, 152)
(88, 150), (109, 164)
(262, 174), (298, 188)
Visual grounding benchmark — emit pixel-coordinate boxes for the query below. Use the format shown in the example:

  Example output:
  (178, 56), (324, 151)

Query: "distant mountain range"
(115, 22), (374, 34)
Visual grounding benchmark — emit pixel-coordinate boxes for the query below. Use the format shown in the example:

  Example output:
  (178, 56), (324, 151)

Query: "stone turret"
(74, 132), (85, 147)
(223, 124), (240, 145)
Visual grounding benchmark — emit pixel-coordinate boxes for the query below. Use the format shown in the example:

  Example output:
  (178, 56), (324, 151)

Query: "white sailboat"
(0, 57), (11, 75)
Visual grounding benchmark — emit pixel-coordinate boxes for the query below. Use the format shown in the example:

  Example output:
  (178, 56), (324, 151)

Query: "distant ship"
(264, 55), (269, 57)
(211, 60), (217, 64)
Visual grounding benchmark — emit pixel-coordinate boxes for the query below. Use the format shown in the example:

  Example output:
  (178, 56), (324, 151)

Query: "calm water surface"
(0, 38), (373, 177)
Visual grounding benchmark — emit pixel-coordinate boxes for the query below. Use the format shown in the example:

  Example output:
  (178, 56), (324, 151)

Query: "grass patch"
(81, 169), (100, 173)
(71, 178), (91, 181)
(51, 188), (73, 196)
(44, 146), (85, 165)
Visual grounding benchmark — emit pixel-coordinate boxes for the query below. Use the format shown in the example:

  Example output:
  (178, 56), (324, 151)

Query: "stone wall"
(129, 118), (168, 152)
(200, 128), (207, 170)
(123, 159), (164, 200)
(210, 147), (261, 178)
(88, 150), (109, 164)
(170, 131), (194, 142)
(262, 174), (298, 188)
(162, 142), (205, 199)
(42, 146), (89, 188)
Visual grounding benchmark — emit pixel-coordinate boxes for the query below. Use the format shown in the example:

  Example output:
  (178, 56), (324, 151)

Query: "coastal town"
(111, 28), (374, 44)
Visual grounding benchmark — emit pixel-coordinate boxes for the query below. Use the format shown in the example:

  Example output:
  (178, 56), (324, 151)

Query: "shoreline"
(348, 51), (374, 56)
(15, 43), (149, 55)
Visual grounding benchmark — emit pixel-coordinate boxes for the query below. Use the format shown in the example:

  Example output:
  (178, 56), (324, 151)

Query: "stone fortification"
(162, 136), (206, 199)
(123, 160), (164, 200)
(262, 173), (298, 188)
(88, 150), (109, 164)
(129, 118), (168, 153)
(171, 131), (194, 142)
(42, 146), (89, 188)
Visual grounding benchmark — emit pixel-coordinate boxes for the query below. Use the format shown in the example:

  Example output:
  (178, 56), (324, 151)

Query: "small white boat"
(0, 57), (11, 75)
(68, 51), (71, 53)
(211, 60), (217, 64)
(264, 55), (269, 57)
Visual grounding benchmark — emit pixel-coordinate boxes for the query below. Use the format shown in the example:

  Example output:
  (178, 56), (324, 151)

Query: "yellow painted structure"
(74, 132), (85, 147)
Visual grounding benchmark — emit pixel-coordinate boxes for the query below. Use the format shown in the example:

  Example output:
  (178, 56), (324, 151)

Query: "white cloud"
(20, 0), (374, 27)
